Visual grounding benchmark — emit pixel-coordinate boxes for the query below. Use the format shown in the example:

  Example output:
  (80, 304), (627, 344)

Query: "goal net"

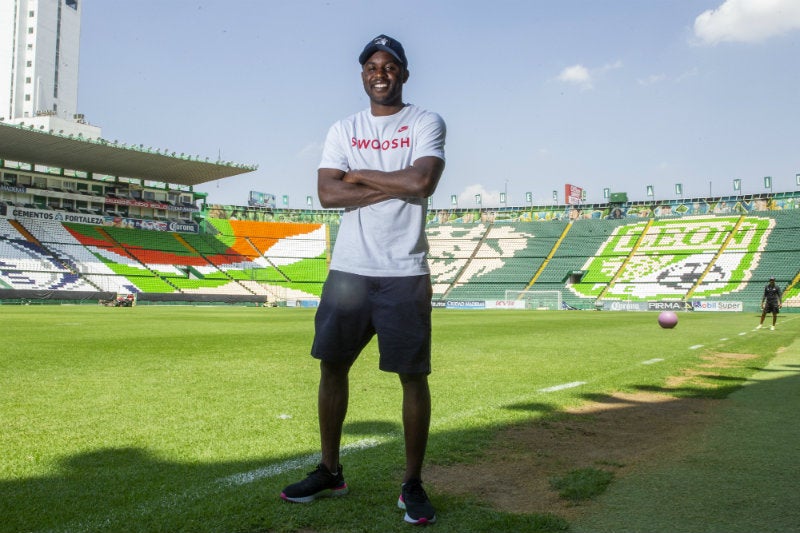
(504, 290), (563, 310)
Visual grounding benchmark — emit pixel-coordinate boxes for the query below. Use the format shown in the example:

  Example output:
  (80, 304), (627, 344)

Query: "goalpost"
(504, 290), (563, 310)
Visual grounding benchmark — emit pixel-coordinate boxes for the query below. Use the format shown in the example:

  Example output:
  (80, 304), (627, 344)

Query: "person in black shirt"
(756, 277), (782, 330)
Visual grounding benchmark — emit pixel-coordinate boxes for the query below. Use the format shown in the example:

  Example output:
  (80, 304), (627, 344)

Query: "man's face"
(361, 51), (408, 107)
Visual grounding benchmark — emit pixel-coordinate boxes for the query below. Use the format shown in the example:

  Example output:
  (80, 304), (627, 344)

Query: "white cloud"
(637, 73), (667, 86)
(675, 67), (699, 83)
(597, 60), (624, 74)
(458, 184), (503, 208)
(297, 141), (322, 160)
(557, 64), (592, 88)
(694, 0), (800, 44)
(556, 61), (622, 90)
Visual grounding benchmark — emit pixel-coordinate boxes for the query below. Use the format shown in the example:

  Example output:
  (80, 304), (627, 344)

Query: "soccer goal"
(504, 290), (563, 310)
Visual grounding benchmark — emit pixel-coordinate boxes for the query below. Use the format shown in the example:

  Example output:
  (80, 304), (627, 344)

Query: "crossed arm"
(317, 156), (445, 209)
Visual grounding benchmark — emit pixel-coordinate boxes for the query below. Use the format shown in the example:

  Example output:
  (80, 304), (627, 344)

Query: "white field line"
(641, 358), (665, 365)
(218, 437), (386, 487)
(54, 438), (387, 533)
(538, 381), (587, 393)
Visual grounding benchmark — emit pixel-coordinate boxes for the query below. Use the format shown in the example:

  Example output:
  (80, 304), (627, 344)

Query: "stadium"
(2, 107), (799, 310)
(2, 2), (799, 533)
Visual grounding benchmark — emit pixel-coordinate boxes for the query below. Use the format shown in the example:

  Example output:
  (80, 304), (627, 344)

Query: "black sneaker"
(397, 479), (436, 525)
(280, 463), (349, 503)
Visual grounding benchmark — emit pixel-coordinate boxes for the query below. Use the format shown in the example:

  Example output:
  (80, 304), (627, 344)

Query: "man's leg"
(319, 360), (351, 472)
(399, 372), (431, 482)
(397, 372), (436, 524)
(280, 359), (351, 503)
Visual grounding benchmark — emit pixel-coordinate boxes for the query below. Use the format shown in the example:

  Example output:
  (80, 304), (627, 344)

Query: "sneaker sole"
(403, 512), (436, 525)
(398, 496), (437, 525)
(281, 485), (349, 503)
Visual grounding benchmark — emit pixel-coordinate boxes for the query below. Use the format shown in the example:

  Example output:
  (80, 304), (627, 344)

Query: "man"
(756, 277), (782, 330)
(280, 34), (446, 526)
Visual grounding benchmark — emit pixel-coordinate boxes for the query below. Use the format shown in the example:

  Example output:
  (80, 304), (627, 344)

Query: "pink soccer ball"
(658, 311), (678, 329)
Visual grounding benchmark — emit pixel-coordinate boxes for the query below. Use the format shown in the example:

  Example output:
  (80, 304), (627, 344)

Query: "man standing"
(756, 277), (782, 330)
(280, 34), (445, 526)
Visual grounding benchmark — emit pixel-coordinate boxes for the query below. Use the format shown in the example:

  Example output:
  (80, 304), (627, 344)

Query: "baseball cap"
(359, 34), (408, 69)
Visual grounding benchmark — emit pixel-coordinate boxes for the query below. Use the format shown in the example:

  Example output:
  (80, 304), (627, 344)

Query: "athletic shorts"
(764, 302), (780, 314)
(311, 270), (432, 374)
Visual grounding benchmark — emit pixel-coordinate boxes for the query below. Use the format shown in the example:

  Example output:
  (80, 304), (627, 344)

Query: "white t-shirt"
(319, 104), (446, 276)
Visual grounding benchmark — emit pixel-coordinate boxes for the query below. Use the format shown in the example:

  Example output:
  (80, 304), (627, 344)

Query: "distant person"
(756, 277), (782, 330)
(279, 34), (446, 526)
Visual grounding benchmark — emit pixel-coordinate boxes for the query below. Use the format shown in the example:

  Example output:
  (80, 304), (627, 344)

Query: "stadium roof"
(0, 122), (256, 186)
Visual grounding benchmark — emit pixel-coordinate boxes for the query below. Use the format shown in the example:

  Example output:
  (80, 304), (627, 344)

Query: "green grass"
(550, 468), (614, 501)
(0, 307), (796, 532)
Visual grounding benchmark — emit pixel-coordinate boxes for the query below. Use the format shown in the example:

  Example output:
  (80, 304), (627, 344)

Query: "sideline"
(572, 338), (800, 533)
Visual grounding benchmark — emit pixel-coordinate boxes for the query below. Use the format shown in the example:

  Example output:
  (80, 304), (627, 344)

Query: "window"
(25, 77), (31, 84)
(26, 61), (32, 67)
(24, 94), (31, 101)
(28, 27), (34, 34)
(66, 0), (78, 9)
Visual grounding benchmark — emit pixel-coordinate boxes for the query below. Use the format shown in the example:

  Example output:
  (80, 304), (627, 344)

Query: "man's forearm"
(318, 176), (391, 209)
(343, 157), (444, 199)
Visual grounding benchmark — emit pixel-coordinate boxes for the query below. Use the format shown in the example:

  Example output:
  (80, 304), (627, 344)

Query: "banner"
(445, 301), (486, 309)
(248, 191), (276, 208)
(485, 300), (526, 309)
(565, 184), (583, 205)
(7, 206), (198, 233)
(691, 301), (743, 312)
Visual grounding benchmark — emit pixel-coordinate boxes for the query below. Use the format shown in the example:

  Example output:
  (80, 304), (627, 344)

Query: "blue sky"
(77, 0), (800, 208)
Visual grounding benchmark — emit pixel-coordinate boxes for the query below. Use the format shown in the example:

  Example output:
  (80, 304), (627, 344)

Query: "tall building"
(0, 0), (98, 137)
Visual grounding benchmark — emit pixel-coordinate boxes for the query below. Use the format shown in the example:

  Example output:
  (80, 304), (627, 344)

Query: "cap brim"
(359, 45), (404, 66)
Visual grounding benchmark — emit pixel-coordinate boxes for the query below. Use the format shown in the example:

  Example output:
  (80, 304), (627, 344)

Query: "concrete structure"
(0, 0), (98, 138)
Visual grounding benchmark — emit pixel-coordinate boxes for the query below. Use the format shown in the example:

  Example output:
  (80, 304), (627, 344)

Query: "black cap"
(359, 34), (408, 69)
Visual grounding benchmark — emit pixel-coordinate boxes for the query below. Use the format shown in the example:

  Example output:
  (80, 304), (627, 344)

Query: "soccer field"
(1, 306), (795, 533)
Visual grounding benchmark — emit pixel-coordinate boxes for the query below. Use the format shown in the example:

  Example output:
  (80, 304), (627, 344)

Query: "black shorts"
(764, 302), (780, 314)
(311, 270), (432, 374)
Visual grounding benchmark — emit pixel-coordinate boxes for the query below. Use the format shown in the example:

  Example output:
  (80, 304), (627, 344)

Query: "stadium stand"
(1, 204), (798, 311)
